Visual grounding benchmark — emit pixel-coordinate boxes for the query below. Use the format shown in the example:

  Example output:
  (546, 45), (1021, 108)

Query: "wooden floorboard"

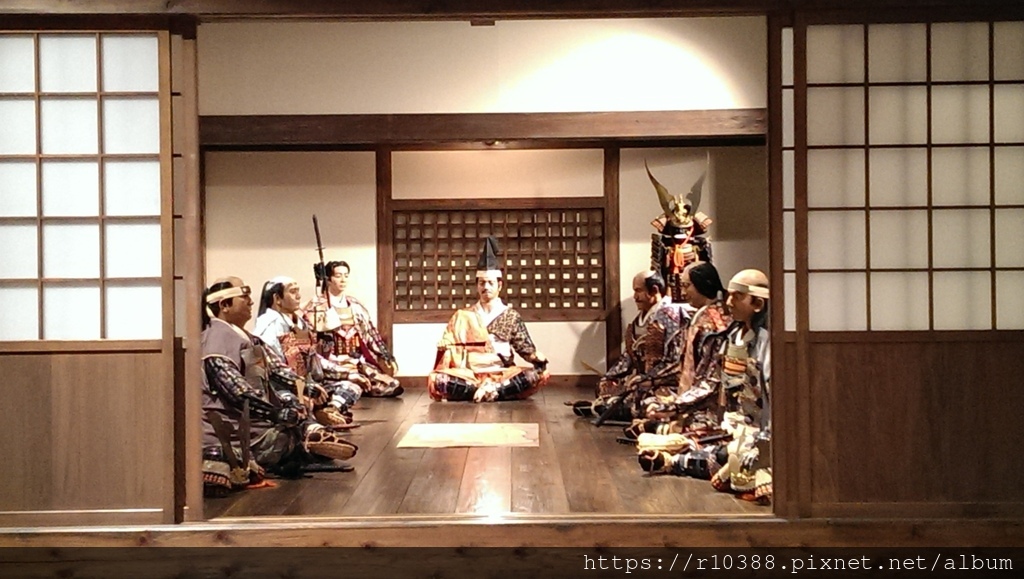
(207, 383), (771, 518)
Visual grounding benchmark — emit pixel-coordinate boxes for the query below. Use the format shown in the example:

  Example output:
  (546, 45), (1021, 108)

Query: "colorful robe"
(427, 302), (547, 402)
(594, 297), (686, 419)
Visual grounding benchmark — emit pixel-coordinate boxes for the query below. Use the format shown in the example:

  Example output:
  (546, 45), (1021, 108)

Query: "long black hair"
(686, 262), (725, 301)
(258, 280), (287, 318)
(201, 280), (235, 329)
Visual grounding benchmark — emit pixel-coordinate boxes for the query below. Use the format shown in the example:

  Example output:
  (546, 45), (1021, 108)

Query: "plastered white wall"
(203, 152), (377, 332)
(197, 18), (766, 115)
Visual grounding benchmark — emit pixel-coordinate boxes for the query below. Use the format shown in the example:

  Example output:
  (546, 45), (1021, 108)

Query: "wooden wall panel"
(0, 352), (170, 524)
(808, 340), (1024, 511)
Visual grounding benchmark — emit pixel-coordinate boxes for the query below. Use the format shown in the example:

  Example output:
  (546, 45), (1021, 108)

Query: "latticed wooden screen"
(392, 203), (604, 314)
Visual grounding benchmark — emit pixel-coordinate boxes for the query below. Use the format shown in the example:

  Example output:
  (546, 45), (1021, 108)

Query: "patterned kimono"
(710, 324), (772, 504)
(308, 293), (401, 397)
(593, 297), (685, 420)
(427, 301), (547, 402)
(638, 300), (731, 433)
(253, 309), (362, 412)
(201, 318), (309, 493)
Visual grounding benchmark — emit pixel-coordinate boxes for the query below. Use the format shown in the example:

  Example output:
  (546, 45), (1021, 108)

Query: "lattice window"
(392, 204), (604, 314)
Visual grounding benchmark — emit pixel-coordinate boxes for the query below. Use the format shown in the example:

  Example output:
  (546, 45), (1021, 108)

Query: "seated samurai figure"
(568, 270), (685, 423)
(253, 276), (362, 429)
(624, 261), (732, 440)
(307, 260), (403, 397)
(428, 236), (549, 402)
(638, 269), (772, 505)
(646, 160), (713, 303)
(201, 277), (358, 497)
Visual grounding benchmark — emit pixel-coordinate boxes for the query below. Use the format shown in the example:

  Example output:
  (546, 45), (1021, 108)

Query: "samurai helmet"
(645, 155), (709, 229)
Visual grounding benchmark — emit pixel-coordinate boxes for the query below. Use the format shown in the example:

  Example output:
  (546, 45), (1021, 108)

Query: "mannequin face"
(726, 291), (762, 325)
(275, 282), (302, 314)
(328, 264), (349, 295)
(681, 268), (704, 307)
(476, 275), (502, 302)
(632, 272), (660, 314)
(219, 282), (253, 327)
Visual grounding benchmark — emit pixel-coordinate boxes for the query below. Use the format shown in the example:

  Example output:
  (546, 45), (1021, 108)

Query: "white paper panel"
(101, 35), (159, 92)
(38, 35), (96, 93)
(870, 272), (930, 330)
(869, 86), (928, 145)
(0, 161), (37, 217)
(103, 98), (160, 154)
(783, 210), (795, 271)
(932, 148), (990, 206)
(932, 23), (990, 82)
(43, 284), (100, 339)
(868, 24), (927, 83)
(104, 160), (161, 216)
(932, 209), (991, 268)
(995, 147), (1024, 205)
(105, 222), (162, 278)
(994, 22), (1024, 81)
(807, 87), (864, 146)
(808, 211), (865, 269)
(933, 271), (991, 330)
(41, 161), (99, 217)
(869, 148), (928, 207)
(0, 99), (36, 154)
(106, 283), (162, 339)
(0, 35), (35, 93)
(809, 272), (867, 331)
(806, 25), (863, 84)
(995, 209), (1024, 267)
(782, 88), (794, 149)
(807, 149), (864, 207)
(0, 286), (39, 340)
(994, 85), (1024, 143)
(0, 224), (38, 279)
(784, 272), (796, 331)
(996, 271), (1024, 329)
(932, 85), (990, 144)
(782, 27), (793, 87)
(42, 223), (100, 278)
(40, 98), (98, 154)
(869, 210), (929, 269)
(782, 150), (794, 209)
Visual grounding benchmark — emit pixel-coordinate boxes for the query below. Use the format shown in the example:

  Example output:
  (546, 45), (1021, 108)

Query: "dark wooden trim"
(1, 517), (1021, 548)
(2, 1), (1018, 20)
(766, 14), (791, 518)
(394, 308), (609, 324)
(792, 14), (812, 519)
(802, 5), (1024, 25)
(0, 14), (197, 37)
(0, 340), (162, 353)
(603, 147), (622, 368)
(377, 149), (395, 350)
(198, 110), (767, 150)
(807, 330), (1024, 343)
(391, 197), (603, 212)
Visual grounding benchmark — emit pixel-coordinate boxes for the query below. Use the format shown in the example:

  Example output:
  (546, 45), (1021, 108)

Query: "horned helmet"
(645, 158), (708, 230)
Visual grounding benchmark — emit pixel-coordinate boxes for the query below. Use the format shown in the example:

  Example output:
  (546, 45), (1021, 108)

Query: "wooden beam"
(0, 1), (1017, 20)
(199, 110), (767, 150)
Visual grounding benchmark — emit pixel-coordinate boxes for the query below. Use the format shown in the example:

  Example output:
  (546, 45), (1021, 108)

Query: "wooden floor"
(205, 383), (767, 519)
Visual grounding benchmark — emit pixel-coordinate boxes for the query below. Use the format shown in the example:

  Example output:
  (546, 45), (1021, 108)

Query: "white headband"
(728, 280), (770, 300)
(206, 285), (251, 304)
